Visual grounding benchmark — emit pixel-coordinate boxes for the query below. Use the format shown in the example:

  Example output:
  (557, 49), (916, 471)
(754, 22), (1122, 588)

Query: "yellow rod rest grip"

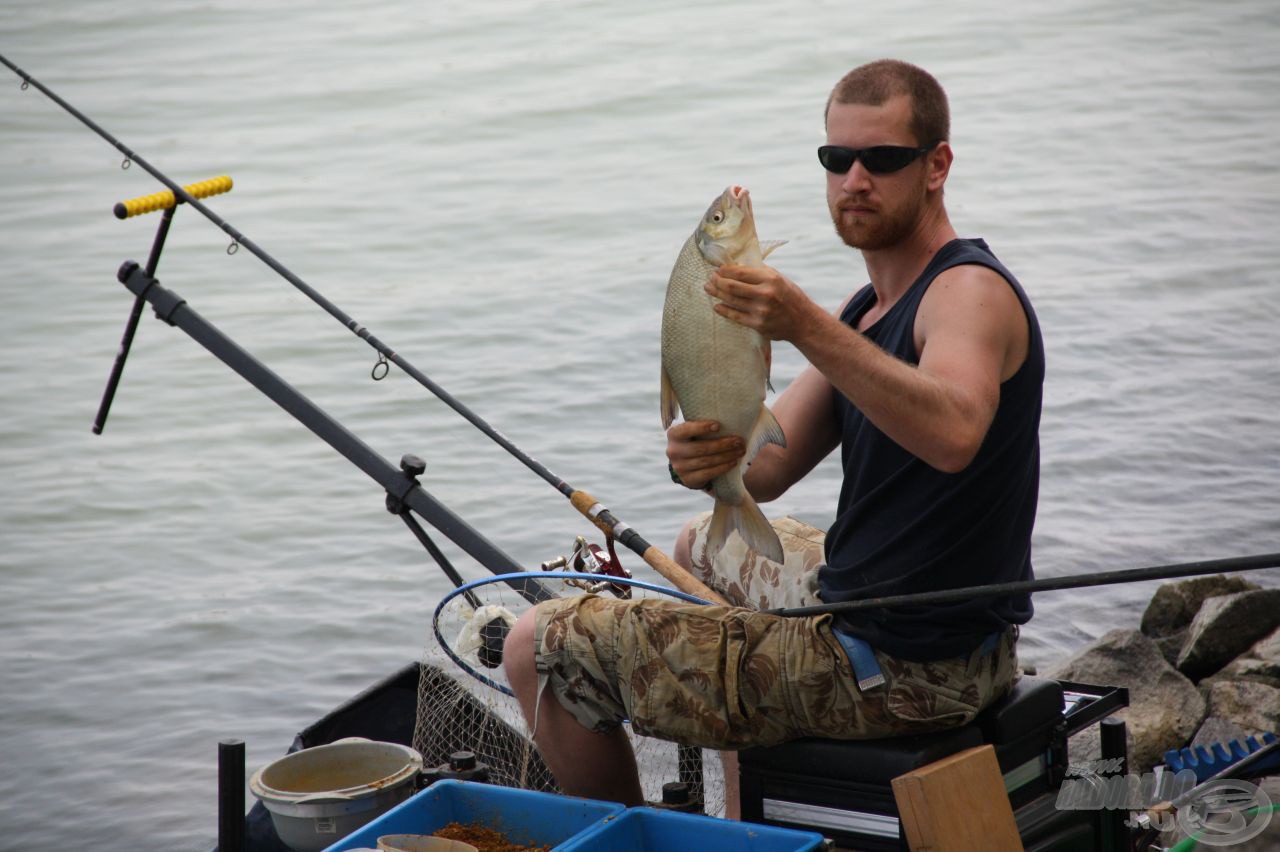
(113, 175), (233, 220)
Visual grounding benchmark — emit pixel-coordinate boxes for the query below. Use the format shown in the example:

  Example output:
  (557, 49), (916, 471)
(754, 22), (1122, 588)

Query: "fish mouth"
(697, 185), (754, 264)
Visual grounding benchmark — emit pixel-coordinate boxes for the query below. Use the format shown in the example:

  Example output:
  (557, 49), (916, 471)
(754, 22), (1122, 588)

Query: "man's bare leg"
(504, 609), (645, 806)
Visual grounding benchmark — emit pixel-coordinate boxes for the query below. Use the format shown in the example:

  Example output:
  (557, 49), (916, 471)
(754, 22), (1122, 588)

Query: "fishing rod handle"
(566, 489), (728, 605)
(642, 546), (729, 606)
(114, 175), (233, 220)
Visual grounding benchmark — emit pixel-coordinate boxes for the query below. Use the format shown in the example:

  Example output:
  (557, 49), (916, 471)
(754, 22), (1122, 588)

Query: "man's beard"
(831, 182), (927, 251)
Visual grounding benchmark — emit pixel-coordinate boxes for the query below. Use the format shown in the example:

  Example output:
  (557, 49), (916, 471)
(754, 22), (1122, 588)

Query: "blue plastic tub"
(322, 779), (625, 851)
(559, 807), (825, 851)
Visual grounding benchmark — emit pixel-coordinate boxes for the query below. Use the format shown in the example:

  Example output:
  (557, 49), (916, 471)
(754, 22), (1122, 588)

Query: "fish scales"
(661, 186), (786, 563)
(663, 235), (768, 468)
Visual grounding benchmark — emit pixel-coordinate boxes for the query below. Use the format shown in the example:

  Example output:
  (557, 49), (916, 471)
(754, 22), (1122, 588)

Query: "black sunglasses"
(817, 144), (934, 175)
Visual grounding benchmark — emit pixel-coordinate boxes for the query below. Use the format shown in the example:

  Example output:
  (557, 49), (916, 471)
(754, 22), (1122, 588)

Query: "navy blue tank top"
(817, 238), (1041, 662)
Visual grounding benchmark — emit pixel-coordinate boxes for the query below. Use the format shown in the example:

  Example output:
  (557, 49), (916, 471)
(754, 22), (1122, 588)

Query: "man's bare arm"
(707, 263), (1028, 473)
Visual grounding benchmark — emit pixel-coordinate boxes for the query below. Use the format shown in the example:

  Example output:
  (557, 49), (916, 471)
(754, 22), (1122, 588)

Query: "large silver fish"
(661, 185), (786, 563)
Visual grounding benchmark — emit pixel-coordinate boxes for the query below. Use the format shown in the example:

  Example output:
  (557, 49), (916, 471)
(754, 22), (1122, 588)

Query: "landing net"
(413, 571), (725, 815)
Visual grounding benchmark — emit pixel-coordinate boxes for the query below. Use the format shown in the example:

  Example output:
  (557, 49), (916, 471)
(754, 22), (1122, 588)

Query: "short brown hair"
(825, 59), (950, 147)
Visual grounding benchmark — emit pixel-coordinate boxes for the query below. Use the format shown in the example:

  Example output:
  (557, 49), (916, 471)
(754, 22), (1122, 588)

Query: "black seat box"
(738, 676), (1072, 850)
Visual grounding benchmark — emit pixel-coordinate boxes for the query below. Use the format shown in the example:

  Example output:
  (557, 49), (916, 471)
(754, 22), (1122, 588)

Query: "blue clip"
(834, 630), (885, 692)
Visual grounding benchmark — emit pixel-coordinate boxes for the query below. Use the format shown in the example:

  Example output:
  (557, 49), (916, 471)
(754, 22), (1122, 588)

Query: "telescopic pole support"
(112, 261), (556, 603)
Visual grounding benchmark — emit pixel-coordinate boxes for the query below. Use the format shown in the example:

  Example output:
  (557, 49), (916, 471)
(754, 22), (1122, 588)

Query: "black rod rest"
(94, 208), (179, 434)
(113, 261), (554, 604)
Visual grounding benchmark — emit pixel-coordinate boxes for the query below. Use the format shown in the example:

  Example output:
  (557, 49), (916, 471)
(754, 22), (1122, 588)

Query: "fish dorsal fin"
(760, 239), (788, 259)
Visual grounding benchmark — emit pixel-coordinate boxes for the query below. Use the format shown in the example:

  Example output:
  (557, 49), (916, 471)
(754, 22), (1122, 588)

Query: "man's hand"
(705, 265), (823, 343)
(666, 420), (745, 491)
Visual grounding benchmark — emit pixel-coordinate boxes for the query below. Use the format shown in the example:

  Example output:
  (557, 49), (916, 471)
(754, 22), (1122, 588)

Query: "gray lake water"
(2, 1), (1278, 848)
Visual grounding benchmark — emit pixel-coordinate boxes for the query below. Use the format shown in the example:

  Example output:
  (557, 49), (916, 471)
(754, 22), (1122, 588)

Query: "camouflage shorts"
(532, 516), (1019, 750)
(681, 513), (827, 610)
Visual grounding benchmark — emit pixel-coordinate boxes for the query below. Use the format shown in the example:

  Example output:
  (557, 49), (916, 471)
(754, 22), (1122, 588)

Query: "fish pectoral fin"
(660, 365), (680, 429)
(697, 230), (732, 266)
(760, 239), (788, 259)
(764, 339), (774, 393)
(745, 404), (786, 465)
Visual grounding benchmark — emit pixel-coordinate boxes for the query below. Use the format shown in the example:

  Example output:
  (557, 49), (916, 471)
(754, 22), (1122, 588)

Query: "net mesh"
(413, 578), (725, 815)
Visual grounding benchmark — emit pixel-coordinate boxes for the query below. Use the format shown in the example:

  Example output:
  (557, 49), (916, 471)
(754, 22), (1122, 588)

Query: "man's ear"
(927, 142), (954, 192)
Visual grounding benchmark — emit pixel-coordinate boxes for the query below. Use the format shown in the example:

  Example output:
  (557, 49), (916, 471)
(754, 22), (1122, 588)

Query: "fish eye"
(711, 211), (725, 223)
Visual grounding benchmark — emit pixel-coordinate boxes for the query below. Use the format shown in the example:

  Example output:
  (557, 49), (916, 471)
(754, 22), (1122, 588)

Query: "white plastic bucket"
(249, 737), (423, 852)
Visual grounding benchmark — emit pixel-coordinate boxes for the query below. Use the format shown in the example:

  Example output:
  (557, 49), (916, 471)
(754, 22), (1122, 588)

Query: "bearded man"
(504, 59), (1042, 808)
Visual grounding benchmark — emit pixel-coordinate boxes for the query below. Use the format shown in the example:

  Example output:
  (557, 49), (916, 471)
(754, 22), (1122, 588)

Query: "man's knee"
(674, 511), (718, 582)
(673, 516), (698, 571)
(503, 608), (539, 699)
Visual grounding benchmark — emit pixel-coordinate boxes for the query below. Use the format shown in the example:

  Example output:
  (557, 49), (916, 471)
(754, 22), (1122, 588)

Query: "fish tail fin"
(707, 495), (785, 565)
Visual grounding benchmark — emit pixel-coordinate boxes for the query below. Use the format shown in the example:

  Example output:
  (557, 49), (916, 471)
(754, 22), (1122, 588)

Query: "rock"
(1209, 626), (1280, 689)
(1140, 574), (1260, 638)
(1154, 629), (1187, 667)
(1203, 680), (1280, 736)
(1176, 590), (1280, 681)
(1189, 716), (1248, 751)
(1045, 629), (1205, 771)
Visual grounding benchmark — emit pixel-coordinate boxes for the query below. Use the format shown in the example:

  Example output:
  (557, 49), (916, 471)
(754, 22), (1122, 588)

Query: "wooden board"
(891, 744), (1023, 852)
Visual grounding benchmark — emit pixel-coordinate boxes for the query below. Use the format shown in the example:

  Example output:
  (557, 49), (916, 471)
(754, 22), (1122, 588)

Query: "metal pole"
(218, 738), (245, 852)
(1099, 718), (1128, 852)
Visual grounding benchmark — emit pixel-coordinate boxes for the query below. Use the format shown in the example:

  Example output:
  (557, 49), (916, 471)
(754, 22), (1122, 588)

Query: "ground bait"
(433, 821), (552, 852)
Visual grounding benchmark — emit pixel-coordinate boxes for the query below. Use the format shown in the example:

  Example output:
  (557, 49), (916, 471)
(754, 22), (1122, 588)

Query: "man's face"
(824, 95), (931, 252)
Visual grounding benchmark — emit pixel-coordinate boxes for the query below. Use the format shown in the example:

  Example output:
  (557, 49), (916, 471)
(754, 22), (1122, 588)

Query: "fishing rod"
(1, 53), (725, 606)
(770, 551), (1280, 617)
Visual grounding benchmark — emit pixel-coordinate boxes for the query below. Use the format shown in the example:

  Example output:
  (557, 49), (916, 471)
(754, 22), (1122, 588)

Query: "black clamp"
(385, 454), (426, 515)
(117, 261), (186, 326)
